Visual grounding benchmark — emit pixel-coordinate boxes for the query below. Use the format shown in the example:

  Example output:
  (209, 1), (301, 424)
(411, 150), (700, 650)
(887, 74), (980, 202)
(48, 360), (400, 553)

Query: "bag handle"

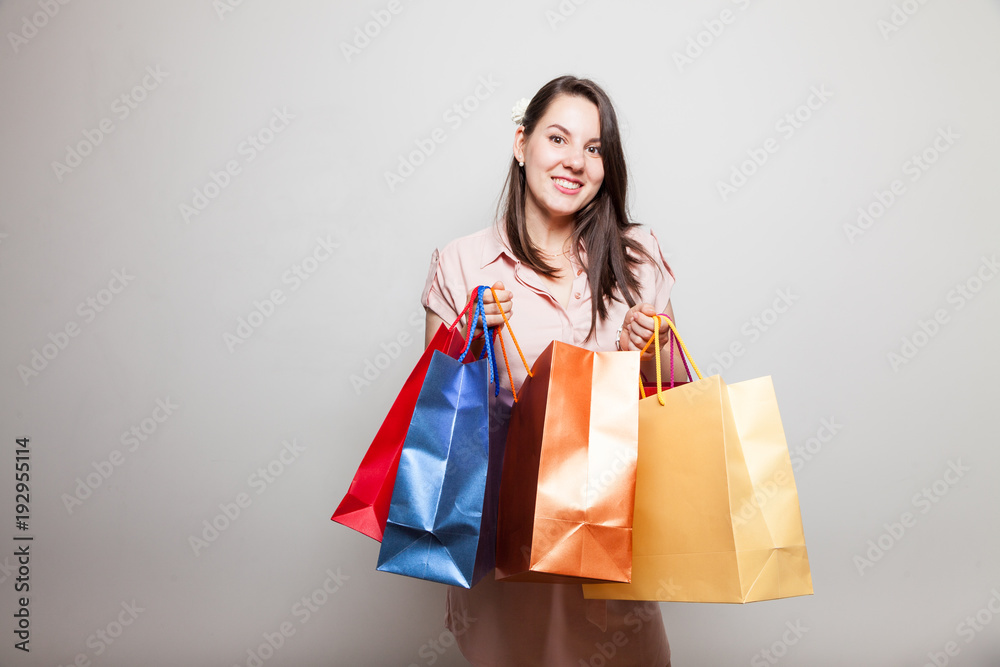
(455, 284), (532, 401)
(638, 322), (680, 401)
(656, 313), (693, 385)
(489, 286), (532, 403)
(448, 289), (482, 338)
(639, 329), (686, 391)
(637, 315), (685, 398)
(457, 288), (504, 396)
(638, 315), (704, 406)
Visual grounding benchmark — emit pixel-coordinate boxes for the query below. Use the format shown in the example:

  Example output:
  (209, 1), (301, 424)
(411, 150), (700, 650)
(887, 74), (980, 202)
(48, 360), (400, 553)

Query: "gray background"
(1, 1), (998, 665)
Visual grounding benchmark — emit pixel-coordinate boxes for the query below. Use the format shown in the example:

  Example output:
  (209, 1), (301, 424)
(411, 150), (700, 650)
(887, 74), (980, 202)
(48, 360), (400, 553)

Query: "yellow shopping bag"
(583, 316), (813, 603)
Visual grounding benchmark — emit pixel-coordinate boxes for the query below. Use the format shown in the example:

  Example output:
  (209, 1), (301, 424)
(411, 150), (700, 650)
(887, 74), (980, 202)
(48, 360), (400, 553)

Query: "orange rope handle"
(489, 286), (532, 378)
(494, 328), (519, 403)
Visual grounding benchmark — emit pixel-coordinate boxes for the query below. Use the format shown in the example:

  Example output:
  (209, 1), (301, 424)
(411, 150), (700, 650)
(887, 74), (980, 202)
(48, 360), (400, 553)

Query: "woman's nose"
(563, 147), (585, 170)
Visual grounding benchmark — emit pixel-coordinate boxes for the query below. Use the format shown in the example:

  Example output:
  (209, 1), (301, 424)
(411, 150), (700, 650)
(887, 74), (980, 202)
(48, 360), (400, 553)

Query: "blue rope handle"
(479, 293), (500, 396)
(456, 286), (500, 396)
(475, 287), (500, 395)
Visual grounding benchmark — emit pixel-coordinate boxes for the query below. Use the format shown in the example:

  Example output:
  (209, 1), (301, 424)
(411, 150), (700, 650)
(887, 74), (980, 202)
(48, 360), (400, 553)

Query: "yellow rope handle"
(636, 315), (704, 405)
(637, 316), (664, 402)
(637, 326), (675, 400)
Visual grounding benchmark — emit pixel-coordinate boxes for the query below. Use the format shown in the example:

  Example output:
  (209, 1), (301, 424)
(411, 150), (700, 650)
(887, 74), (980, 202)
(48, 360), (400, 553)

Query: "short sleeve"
(648, 228), (676, 312)
(420, 247), (460, 324)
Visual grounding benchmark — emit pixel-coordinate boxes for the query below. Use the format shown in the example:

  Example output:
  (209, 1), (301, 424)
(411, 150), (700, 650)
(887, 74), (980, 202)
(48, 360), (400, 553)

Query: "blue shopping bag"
(377, 286), (514, 587)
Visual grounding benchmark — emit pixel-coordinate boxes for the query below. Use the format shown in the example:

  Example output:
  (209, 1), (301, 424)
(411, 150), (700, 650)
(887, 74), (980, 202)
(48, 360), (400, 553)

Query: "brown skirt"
(445, 574), (670, 667)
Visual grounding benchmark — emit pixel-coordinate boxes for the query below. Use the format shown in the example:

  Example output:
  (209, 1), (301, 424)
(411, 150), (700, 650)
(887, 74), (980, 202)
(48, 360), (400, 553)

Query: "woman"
(420, 75), (684, 666)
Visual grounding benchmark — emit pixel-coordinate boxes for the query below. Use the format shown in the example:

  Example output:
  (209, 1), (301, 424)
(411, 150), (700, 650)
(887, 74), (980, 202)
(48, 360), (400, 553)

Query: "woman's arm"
(424, 308), (446, 348)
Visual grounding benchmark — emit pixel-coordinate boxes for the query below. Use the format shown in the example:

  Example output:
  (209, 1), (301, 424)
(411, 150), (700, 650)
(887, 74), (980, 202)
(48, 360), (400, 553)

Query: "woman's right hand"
(470, 281), (513, 330)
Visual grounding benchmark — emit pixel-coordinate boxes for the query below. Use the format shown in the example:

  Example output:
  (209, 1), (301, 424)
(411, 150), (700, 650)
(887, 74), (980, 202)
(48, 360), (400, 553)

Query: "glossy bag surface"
(376, 287), (514, 588)
(331, 293), (479, 541)
(583, 317), (813, 603)
(495, 340), (641, 584)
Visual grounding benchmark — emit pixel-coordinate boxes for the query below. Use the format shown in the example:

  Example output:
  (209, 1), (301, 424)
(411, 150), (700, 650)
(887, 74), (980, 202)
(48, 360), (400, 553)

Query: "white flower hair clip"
(511, 98), (529, 126)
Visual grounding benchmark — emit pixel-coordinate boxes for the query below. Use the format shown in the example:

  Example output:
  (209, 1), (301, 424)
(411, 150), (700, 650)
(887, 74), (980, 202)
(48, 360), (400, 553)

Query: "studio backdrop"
(1, 1), (998, 665)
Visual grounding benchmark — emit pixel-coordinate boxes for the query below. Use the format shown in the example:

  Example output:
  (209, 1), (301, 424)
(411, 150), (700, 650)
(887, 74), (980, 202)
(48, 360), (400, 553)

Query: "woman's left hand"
(619, 303), (665, 360)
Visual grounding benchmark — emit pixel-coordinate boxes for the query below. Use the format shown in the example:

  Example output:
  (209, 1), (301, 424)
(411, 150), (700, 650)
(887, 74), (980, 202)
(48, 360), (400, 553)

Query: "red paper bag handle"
(638, 315), (704, 405)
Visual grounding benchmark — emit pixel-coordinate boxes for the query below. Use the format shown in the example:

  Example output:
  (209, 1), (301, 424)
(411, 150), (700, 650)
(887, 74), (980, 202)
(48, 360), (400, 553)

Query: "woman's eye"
(588, 145), (601, 155)
(549, 135), (564, 144)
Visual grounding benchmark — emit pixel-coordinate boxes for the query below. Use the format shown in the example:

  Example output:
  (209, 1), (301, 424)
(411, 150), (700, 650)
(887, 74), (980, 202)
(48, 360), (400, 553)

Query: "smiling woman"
(418, 75), (682, 667)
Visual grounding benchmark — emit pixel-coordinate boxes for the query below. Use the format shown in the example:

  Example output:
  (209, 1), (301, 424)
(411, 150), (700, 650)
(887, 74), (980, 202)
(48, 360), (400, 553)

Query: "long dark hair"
(494, 75), (657, 342)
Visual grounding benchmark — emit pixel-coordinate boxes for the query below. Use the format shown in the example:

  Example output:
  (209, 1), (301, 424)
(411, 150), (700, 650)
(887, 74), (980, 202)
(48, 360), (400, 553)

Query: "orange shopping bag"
(583, 316), (813, 602)
(495, 340), (641, 584)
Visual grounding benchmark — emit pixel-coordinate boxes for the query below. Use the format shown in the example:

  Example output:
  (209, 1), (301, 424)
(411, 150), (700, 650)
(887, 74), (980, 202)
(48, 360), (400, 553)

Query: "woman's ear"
(512, 126), (525, 163)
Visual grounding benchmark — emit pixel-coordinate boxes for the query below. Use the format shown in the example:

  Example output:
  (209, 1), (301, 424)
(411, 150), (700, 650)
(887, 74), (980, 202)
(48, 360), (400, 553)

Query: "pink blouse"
(419, 222), (675, 666)
(422, 222), (676, 392)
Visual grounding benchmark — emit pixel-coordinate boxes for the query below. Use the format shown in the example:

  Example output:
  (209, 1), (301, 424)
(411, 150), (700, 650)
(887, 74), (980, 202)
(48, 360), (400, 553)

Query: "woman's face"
(516, 94), (605, 224)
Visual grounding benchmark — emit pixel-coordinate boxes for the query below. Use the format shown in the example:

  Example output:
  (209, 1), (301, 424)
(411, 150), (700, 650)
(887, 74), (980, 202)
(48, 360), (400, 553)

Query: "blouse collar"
(481, 222), (587, 269)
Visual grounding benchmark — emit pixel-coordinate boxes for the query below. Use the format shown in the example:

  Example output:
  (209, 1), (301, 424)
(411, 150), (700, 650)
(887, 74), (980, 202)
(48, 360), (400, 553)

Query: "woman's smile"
(552, 176), (583, 193)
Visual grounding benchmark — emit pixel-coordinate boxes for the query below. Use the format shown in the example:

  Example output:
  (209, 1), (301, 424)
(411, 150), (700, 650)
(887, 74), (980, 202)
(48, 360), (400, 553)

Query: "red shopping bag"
(331, 291), (483, 541)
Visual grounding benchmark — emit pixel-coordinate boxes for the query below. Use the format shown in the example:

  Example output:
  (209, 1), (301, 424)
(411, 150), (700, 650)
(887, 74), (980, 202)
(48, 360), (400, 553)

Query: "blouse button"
(574, 292), (581, 299)
(576, 269), (583, 276)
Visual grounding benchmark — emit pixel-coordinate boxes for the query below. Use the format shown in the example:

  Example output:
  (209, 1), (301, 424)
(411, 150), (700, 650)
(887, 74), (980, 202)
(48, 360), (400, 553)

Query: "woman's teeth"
(553, 178), (581, 190)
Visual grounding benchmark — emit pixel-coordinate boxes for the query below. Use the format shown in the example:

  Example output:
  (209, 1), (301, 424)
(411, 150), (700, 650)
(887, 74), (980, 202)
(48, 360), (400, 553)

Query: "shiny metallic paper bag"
(376, 289), (513, 588)
(495, 340), (641, 584)
(583, 317), (813, 603)
(331, 292), (480, 541)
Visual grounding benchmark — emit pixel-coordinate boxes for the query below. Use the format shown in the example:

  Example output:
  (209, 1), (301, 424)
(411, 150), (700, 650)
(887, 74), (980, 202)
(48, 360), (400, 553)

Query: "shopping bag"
(331, 291), (481, 541)
(495, 340), (641, 584)
(583, 316), (813, 603)
(376, 286), (522, 587)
